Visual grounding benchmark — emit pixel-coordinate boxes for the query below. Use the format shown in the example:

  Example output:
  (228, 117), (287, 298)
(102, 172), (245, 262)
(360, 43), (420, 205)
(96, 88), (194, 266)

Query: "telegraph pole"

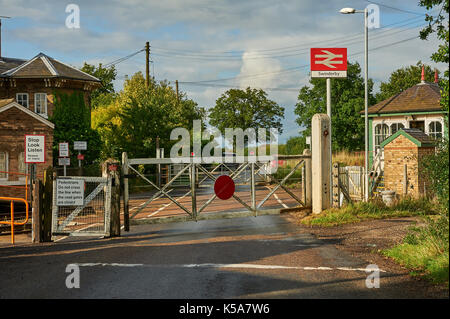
(176, 80), (179, 103)
(145, 41), (150, 88)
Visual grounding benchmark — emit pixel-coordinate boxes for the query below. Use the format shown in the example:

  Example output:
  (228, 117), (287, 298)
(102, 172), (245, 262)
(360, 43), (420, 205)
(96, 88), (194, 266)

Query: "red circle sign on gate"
(214, 175), (235, 200)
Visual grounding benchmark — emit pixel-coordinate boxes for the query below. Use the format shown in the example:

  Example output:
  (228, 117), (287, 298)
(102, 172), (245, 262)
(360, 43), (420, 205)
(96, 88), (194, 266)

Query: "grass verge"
(300, 197), (437, 227)
(299, 196), (448, 284)
(383, 214), (449, 284)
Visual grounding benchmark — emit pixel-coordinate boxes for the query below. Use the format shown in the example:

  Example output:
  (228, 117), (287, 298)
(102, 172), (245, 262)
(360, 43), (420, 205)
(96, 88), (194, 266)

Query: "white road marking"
(75, 262), (385, 273)
(147, 189), (190, 217)
(129, 189), (174, 212)
(265, 186), (289, 208)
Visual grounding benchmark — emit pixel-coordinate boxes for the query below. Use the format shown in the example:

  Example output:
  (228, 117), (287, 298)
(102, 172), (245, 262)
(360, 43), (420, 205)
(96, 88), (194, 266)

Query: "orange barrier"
(0, 197), (29, 245)
(0, 171), (33, 201)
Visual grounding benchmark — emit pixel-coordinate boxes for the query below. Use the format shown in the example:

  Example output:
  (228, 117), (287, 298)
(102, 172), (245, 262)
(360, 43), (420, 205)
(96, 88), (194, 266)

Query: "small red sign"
(214, 175), (235, 200)
(311, 48), (347, 71)
(77, 154), (85, 160)
(109, 164), (118, 171)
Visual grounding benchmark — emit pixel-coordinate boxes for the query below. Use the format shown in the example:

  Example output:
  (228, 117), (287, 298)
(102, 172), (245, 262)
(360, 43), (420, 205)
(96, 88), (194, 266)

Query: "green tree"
(209, 87), (284, 146)
(50, 92), (102, 165)
(376, 62), (438, 102)
(294, 61), (375, 151)
(92, 72), (205, 159)
(419, 0), (449, 213)
(285, 136), (307, 155)
(80, 63), (117, 108)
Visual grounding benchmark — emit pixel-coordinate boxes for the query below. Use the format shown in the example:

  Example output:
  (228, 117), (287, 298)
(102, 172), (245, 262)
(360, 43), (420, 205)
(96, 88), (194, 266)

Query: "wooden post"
(176, 80), (179, 103)
(32, 179), (42, 243)
(332, 162), (341, 208)
(42, 167), (53, 242)
(145, 41), (150, 89)
(102, 160), (121, 237)
(403, 164), (408, 196)
(303, 149), (312, 207)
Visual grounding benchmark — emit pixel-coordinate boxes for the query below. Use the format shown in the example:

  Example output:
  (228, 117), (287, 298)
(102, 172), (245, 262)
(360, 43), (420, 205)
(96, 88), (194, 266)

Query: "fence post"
(332, 162), (341, 208)
(303, 149), (312, 207)
(360, 166), (364, 201)
(102, 159), (121, 237)
(32, 179), (42, 243)
(40, 167), (53, 242)
(191, 163), (197, 221)
(122, 152), (130, 232)
(403, 164), (408, 196)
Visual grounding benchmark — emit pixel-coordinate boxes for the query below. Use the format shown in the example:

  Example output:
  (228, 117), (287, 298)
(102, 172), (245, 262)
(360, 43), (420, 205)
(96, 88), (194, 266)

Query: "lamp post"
(340, 7), (369, 201)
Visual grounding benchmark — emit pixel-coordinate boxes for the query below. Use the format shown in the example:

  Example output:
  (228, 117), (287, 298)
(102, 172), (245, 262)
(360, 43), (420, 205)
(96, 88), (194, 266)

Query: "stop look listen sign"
(25, 135), (46, 163)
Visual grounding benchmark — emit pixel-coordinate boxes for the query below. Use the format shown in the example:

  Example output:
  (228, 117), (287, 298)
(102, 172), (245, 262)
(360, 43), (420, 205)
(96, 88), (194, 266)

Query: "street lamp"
(340, 7), (369, 201)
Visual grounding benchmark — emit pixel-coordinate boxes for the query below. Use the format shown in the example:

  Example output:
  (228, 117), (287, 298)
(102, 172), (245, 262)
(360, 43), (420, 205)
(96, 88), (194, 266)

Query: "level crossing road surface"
(0, 214), (439, 298)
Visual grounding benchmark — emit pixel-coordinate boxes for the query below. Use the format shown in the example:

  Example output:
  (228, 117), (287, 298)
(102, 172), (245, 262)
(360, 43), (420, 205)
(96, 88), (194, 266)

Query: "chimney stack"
(421, 65), (425, 83)
(434, 69), (439, 83)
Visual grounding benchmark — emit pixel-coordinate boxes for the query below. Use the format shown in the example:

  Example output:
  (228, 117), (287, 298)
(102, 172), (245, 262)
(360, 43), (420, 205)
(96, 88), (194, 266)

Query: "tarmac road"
(0, 214), (438, 299)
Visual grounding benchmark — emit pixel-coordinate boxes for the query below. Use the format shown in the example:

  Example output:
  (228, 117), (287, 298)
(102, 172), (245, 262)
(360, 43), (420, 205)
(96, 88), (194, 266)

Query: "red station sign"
(310, 48), (347, 78)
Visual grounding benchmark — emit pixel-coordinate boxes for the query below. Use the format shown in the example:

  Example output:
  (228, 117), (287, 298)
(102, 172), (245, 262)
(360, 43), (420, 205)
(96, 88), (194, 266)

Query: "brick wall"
(0, 106), (53, 200)
(383, 134), (434, 198)
(0, 79), (92, 118)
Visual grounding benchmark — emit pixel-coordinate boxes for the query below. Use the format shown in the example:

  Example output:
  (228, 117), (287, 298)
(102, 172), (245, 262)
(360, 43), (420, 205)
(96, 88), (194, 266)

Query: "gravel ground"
(284, 212), (449, 298)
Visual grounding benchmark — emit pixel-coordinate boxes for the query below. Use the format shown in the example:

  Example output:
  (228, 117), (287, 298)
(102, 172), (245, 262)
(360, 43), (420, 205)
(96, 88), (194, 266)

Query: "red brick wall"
(0, 79), (92, 118)
(0, 106), (53, 200)
(383, 135), (434, 198)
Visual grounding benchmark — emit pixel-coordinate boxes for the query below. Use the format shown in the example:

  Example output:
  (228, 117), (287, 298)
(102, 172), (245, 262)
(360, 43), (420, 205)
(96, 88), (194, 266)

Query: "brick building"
(364, 67), (447, 170)
(381, 128), (435, 198)
(0, 53), (100, 199)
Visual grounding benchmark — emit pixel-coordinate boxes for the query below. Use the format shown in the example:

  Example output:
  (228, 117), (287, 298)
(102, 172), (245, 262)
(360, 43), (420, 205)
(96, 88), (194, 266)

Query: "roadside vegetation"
(300, 197), (439, 227)
(383, 0), (449, 285)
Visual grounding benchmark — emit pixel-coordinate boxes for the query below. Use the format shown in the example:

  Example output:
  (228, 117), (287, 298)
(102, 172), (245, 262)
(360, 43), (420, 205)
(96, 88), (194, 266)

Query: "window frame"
(374, 123), (389, 151)
(34, 93), (48, 118)
(18, 151), (28, 180)
(0, 151), (9, 180)
(428, 121), (443, 139)
(16, 93), (29, 108)
(390, 122), (405, 135)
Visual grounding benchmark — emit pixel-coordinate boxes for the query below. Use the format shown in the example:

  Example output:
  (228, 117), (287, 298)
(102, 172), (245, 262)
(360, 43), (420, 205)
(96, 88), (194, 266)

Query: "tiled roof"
(0, 53), (100, 83)
(364, 82), (442, 115)
(0, 57), (27, 74)
(0, 98), (14, 108)
(381, 128), (436, 148)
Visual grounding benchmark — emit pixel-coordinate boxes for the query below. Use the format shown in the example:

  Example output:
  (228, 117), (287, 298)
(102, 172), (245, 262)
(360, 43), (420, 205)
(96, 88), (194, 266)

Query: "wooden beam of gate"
(128, 163), (193, 218)
(339, 178), (353, 203)
(257, 160), (304, 209)
(254, 162), (305, 207)
(196, 163), (253, 214)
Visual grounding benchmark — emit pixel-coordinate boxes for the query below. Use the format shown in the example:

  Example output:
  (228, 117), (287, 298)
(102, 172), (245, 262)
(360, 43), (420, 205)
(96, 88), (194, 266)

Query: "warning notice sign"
(25, 135), (46, 163)
(56, 179), (84, 206)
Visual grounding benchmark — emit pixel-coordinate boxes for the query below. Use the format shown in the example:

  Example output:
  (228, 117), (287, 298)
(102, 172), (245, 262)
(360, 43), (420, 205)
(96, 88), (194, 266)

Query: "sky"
(0, 0), (447, 143)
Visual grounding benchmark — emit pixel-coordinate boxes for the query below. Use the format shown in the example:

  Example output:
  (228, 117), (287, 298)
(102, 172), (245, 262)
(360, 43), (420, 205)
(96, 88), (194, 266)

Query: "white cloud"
(2, 0), (445, 144)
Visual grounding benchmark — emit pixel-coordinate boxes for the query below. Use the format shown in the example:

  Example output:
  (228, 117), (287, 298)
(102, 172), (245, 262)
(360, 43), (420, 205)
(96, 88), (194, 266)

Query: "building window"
(374, 124), (389, 151)
(18, 152), (27, 180)
(0, 151), (8, 180)
(390, 123), (405, 135)
(16, 93), (29, 107)
(34, 93), (48, 117)
(429, 121), (443, 139)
